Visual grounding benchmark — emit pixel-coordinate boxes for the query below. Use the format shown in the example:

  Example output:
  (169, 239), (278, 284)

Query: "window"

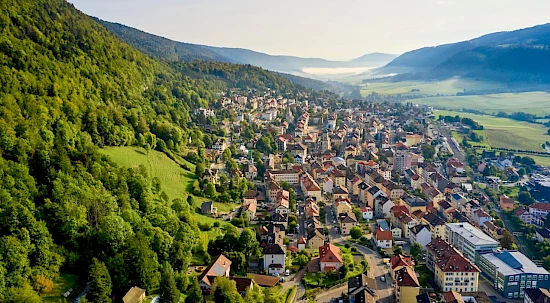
(508, 293), (513, 299)
(539, 275), (544, 280)
(546, 276), (549, 280)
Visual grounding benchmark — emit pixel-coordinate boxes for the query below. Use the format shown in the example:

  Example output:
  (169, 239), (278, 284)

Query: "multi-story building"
(421, 211), (446, 239)
(477, 250), (550, 299)
(529, 203), (550, 226)
(394, 266), (420, 303)
(339, 212), (358, 235)
(395, 149), (413, 173)
(409, 224), (431, 249)
(445, 223), (499, 263)
(267, 169), (302, 184)
(301, 172), (322, 201)
(263, 243), (286, 275)
(426, 238), (480, 292)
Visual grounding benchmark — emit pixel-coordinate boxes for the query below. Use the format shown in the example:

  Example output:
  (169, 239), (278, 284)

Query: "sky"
(69, 0), (550, 61)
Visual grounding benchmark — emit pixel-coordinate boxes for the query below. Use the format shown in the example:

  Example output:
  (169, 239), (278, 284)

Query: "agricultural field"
(435, 110), (550, 152)
(412, 92), (550, 116)
(100, 146), (238, 213)
(360, 78), (503, 96)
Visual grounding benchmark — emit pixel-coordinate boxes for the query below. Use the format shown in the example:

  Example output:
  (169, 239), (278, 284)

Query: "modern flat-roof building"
(477, 250), (550, 299)
(445, 223), (498, 263)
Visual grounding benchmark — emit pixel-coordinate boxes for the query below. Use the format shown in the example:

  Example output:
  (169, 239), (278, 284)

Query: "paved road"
(316, 285), (347, 303)
(321, 208), (393, 303)
(437, 123), (534, 258)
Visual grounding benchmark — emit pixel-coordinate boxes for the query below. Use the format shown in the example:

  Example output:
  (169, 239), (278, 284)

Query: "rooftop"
(446, 223), (499, 246)
(480, 250), (549, 276)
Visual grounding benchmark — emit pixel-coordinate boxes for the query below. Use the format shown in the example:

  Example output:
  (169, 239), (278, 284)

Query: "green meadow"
(413, 92), (550, 116)
(360, 78), (503, 96)
(100, 146), (238, 212)
(435, 110), (549, 152)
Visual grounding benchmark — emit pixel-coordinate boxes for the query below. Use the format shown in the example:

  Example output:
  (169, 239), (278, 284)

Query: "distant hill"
(380, 23), (550, 84)
(95, 19), (233, 63)
(349, 52), (398, 66)
(95, 19), (395, 73)
(96, 19), (368, 93)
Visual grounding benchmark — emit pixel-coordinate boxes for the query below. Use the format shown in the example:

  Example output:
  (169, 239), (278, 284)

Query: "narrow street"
(321, 205), (393, 303)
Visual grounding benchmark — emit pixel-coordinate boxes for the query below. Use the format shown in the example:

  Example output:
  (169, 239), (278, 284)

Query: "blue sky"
(69, 0), (550, 60)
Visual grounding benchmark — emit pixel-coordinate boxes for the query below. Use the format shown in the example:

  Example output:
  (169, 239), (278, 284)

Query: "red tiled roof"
(375, 228), (393, 241)
(395, 266), (419, 288)
(390, 254), (414, 269)
(426, 238), (480, 273)
(319, 243), (342, 263)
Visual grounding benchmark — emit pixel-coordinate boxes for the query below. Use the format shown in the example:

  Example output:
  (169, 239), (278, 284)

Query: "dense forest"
(0, 0), (333, 302)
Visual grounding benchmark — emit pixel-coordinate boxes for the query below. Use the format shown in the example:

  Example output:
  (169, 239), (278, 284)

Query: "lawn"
(360, 78), (503, 97)
(411, 92), (550, 116)
(42, 273), (82, 303)
(516, 154), (550, 167)
(303, 244), (367, 288)
(435, 110), (550, 152)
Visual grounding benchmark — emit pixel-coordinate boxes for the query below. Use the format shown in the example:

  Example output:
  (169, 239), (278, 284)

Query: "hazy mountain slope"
(95, 18), (233, 63)
(349, 52), (398, 66)
(433, 45), (550, 83)
(95, 19), (395, 73)
(383, 23), (550, 72)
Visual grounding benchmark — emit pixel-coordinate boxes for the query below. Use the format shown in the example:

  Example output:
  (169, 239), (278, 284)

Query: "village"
(184, 92), (550, 303)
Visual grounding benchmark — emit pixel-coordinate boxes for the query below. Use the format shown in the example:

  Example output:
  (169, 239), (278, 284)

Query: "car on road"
(380, 276), (385, 282)
(285, 269), (290, 276)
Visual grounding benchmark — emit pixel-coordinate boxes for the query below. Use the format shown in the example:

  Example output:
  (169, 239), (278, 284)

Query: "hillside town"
(188, 92), (550, 303)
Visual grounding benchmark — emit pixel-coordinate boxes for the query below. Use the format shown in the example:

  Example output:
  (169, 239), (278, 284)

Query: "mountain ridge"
(379, 22), (550, 84)
(96, 19), (396, 73)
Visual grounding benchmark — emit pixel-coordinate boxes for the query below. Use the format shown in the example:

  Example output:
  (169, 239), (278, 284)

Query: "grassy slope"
(360, 78), (503, 96)
(100, 147), (237, 264)
(435, 110), (549, 152)
(412, 92), (550, 116)
(42, 273), (81, 303)
(100, 146), (239, 213)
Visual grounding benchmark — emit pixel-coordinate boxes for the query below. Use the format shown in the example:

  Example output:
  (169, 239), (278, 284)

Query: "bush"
(345, 243), (351, 249)
(350, 226), (363, 239)
(198, 222), (212, 231)
(213, 222), (220, 227)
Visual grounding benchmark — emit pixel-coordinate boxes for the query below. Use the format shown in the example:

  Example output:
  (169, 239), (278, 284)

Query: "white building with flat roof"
(445, 222), (499, 263)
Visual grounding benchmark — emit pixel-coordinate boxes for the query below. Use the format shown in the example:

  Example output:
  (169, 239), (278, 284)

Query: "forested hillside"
(96, 18), (234, 63)
(0, 0), (327, 302)
(380, 23), (550, 84)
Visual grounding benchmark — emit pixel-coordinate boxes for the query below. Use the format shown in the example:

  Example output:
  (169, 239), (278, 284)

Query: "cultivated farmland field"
(360, 78), (503, 96)
(435, 110), (550, 152)
(412, 92), (550, 116)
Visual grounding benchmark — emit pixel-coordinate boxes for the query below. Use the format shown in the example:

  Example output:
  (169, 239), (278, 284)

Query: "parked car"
(380, 276), (385, 282)
(285, 269), (290, 276)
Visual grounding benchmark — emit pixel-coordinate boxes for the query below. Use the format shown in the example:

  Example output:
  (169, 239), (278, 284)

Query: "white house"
(198, 254), (232, 292)
(376, 197), (395, 219)
(409, 224), (431, 249)
(323, 177), (334, 194)
(212, 138), (227, 151)
(263, 243), (285, 275)
(374, 228), (393, 248)
(361, 207), (373, 220)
